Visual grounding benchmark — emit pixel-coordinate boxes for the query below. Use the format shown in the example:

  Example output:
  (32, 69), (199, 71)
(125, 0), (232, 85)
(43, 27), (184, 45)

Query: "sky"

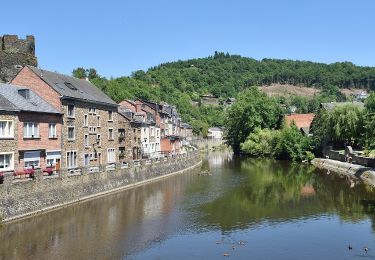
(1, 0), (375, 78)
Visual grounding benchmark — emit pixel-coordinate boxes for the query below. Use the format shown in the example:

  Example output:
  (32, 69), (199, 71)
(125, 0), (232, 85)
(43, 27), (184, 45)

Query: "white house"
(208, 127), (223, 139)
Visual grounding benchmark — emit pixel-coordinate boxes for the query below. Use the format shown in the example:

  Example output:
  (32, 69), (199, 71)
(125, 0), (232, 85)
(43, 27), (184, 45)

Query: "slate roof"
(27, 66), (117, 107)
(0, 83), (61, 114)
(118, 106), (133, 121)
(0, 94), (19, 111)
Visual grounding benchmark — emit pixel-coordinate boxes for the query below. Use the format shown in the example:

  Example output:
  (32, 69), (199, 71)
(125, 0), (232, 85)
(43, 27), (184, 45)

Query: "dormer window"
(18, 89), (30, 99)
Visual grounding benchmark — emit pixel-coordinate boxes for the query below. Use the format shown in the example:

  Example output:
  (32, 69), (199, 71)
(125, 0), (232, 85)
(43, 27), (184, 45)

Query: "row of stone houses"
(0, 66), (193, 175)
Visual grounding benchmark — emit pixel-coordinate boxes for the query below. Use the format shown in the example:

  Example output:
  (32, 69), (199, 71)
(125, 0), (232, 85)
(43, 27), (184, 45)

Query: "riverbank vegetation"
(224, 88), (375, 161)
(73, 52), (375, 135)
(225, 87), (314, 161)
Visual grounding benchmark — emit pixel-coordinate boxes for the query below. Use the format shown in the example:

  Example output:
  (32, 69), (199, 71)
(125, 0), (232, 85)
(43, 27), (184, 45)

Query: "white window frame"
(84, 154), (90, 167)
(107, 148), (116, 163)
(49, 123), (57, 138)
(108, 128), (114, 140)
(97, 115), (101, 127)
(97, 134), (101, 146)
(66, 150), (78, 169)
(23, 122), (39, 138)
(84, 134), (89, 147)
(0, 152), (14, 171)
(67, 104), (75, 118)
(67, 126), (75, 140)
(0, 120), (14, 139)
(24, 151), (41, 169)
(108, 110), (113, 121)
(84, 114), (88, 127)
(46, 151), (61, 167)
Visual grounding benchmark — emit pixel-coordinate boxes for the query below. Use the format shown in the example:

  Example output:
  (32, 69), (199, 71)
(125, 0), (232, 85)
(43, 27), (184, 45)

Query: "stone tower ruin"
(0, 35), (37, 82)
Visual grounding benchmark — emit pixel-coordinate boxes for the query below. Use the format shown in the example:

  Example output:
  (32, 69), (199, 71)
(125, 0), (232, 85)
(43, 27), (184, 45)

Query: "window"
(108, 110), (113, 121)
(46, 151), (61, 167)
(107, 148), (116, 163)
(67, 104), (75, 118)
(84, 154), (90, 167)
(93, 108), (97, 115)
(0, 153), (13, 171)
(24, 151), (40, 168)
(49, 123), (57, 138)
(84, 134), (89, 147)
(23, 122), (39, 138)
(84, 114), (88, 127)
(97, 116), (101, 127)
(68, 126), (75, 140)
(0, 120), (14, 138)
(108, 128), (114, 140)
(67, 151), (77, 168)
(97, 134), (101, 146)
(64, 82), (77, 90)
(88, 108), (93, 114)
(89, 126), (97, 134)
(119, 129), (125, 141)
(156, 129), (159, 137)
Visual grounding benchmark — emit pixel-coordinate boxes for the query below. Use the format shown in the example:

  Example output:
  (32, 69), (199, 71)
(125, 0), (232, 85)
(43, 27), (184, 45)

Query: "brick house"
(0, 84), (62, 173)
(119, 100), (160, 158)
(117, 107), (141, 161)
(159, 103), (181, 155)
(11, 66), (118, 170)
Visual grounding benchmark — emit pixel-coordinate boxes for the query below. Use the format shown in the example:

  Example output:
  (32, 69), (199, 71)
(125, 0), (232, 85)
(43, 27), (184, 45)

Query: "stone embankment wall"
(324, 150), (375, 167)
(0, 152), (201, 222)
(312, 158), (375, 186)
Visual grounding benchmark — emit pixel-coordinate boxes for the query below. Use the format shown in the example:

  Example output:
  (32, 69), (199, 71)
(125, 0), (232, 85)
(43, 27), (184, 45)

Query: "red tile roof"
(285, 113), (315, 128)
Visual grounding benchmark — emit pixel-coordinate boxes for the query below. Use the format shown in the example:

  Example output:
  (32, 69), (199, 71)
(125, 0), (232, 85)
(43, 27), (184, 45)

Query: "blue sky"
(2, 0), (375, 78)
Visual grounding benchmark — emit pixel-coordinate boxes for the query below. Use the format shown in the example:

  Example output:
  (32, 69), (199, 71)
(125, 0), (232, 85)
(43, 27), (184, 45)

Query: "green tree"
(87, 68), (98, 80)
(240, 128), (276, 156)
(311, 103), (364, 151)
(224, 87), (283, 154)
(273, 123), (312, 161)
(362, 93), (375, 149)
(72, 67), (87, 79)
(325, 104), (364, 144)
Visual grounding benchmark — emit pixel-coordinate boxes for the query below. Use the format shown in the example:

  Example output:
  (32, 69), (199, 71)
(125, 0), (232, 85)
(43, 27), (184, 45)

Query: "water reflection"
(1, 152), (375, 260)
(197, 158), (375, 232)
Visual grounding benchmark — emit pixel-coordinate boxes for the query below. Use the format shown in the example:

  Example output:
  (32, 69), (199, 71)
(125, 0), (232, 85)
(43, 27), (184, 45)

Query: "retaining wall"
(324, 150), (375, 167)
(0, 152), (201, 222)
(311, 158), (375, 186)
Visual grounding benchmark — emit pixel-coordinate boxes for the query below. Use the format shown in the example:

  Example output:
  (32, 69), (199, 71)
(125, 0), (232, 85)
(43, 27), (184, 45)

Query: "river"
(1, 151), (375, 259)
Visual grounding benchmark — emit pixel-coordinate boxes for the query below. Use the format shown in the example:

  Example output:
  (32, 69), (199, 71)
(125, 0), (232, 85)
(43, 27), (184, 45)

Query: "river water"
(1, 151), (375, 260)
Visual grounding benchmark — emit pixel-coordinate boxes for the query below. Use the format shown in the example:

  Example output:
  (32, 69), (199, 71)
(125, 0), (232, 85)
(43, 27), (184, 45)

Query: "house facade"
(0, 84), (62, 173)
(119, 100), (161, 159)
(11, 66), (118, 170)
(117, 107), (142, 162)
(208, 127), (223, 139)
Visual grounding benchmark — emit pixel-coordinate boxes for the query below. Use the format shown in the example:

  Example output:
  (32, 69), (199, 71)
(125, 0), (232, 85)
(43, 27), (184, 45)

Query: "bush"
(273, 123), (313, 161)
(240, 128), (276, 156)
